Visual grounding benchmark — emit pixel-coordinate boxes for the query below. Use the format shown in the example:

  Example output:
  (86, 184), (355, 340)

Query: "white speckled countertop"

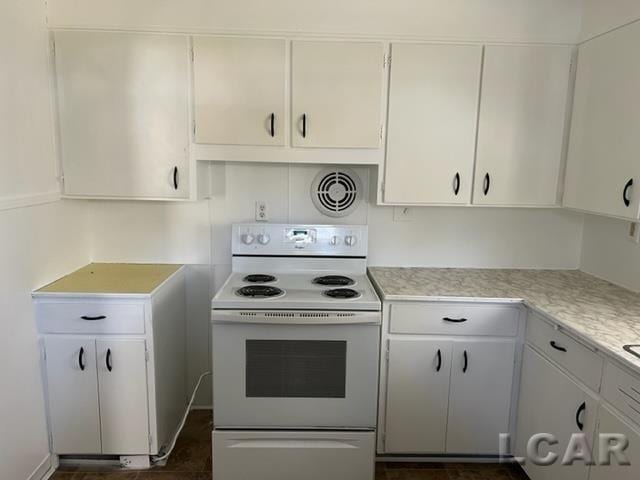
(368, 268), (640, 373)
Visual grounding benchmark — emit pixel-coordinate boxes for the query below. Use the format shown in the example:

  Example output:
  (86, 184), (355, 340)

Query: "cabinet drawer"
(36, 302), (145, 335)
(389, 303), (519, 337)
(602, 362), (640, 427)
(526, 314), (603, 391)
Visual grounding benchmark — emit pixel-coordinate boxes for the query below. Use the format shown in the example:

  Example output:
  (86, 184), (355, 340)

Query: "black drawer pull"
(463, 350), (469, 373)
(550, 341), (567, 353)
(302, 113), (307, 138)
(106, 348), (113, 372)
(81, 315), (106, 321)
(436, 349), (442, 372)
(270, 113), (275, 138)
(78, 347), (85, 371)
(623, 178), (633, 207)
(173, 166), (179, 190)
(576, 402), (586, 431)
(443, 317), (468, 323)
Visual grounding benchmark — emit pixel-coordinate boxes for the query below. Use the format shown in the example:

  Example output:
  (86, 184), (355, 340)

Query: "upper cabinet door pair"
(193, 38), (385, 149)
(384, 43), (572, 206)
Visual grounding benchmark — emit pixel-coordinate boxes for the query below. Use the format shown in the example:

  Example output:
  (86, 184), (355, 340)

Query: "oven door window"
(246, 340), (347, 398)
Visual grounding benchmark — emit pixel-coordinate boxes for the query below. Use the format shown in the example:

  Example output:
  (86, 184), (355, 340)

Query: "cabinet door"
(193, 37), (285, 146)
(516, 346), (596, 480)
(384, 339), (452, 453)
(564, 22), (640, 220)
(97, 339), (149, 454)
(446, 339), (515, 454)
(291, 41), (384, 148)
(590, 406), (640, 480)
(474, 45), (572, 206)
(54, 31), (190, 199)
(384, 43), (482, 204)
(44, 336), (101, 454)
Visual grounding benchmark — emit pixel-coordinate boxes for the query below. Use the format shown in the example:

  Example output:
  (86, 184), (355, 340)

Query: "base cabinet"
(384, 339), (451, 453)
(380, 302), (521, 456)
(44, 336), (101, 454)
(96, 339), (150, 454)
(446, 340), (515, 454)
(516, 346), (596, 480)
(590, 406), (640, 480)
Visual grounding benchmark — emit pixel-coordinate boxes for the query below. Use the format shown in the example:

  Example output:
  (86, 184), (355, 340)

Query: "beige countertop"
(368, 267), (640, 373)
(35, 263), (183, 295)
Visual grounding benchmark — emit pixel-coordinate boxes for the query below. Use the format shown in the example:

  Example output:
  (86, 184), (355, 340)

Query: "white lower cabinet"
(590, 406), (640, 480)
(44, 336), (101, 454)
(384, 339), (452, 453)
(516, 346), (597, 480)
(97, 339), (150, 454)
(380, 302), (521, 456)
(447, 340), (515, 454)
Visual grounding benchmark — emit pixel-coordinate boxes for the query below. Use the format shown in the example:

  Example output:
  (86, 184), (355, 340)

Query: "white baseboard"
(27, 454), (56, 480)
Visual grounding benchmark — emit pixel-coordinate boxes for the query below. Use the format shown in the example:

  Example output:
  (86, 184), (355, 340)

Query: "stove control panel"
(232, 224), (368, 257)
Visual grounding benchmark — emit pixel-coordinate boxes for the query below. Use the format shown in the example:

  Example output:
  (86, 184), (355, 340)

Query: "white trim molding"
(0, 191), (61, 212)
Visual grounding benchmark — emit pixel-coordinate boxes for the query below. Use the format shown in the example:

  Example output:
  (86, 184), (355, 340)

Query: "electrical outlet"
(393, 206), (413, 222)
(629, 222), (640, 244)
(255, 201), (268, 222)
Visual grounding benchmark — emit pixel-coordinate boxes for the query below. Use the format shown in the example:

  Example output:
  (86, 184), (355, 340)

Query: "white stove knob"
(330, 235), (341, 246)
(344, 235), (357, 247)
(241, 233), (255, 245)
(257, 233), (270, 245)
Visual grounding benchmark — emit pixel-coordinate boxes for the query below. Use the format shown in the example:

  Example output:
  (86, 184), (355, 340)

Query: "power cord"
(151, 371), (212, 465)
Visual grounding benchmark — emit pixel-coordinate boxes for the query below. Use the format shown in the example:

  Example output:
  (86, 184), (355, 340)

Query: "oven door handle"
(212, 310), (381, 326)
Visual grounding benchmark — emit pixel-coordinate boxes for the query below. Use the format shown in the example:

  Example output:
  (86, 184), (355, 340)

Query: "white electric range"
(211, 223), (381, 480)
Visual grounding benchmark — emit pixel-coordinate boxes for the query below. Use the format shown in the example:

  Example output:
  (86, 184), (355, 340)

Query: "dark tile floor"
(51, 410), (528, 480)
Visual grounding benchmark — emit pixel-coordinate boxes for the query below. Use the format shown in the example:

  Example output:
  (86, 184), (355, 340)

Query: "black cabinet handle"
(623, 178), (633, 207)
(106, 348), (112, 372)
(550, 341), (567, 353)
(483, 173), (491, 195)
(78, 347), (85, 371)
(436, 349), (442, 372)
(453, 173), (461, 196)
(443, 317), (468, 323)
(302, 114), (307, 138)
(463, 350), (469, 373)
(576, 402), (586, 431)
(173, 166), (179, 190)
(81, 315), (106, 321)
(270, 113), (275, 138)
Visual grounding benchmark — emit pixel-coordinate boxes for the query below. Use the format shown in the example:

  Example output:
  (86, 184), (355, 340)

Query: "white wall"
(580, 0), (640, 41)
(0, 3), (91, 479)
(47, 0), (583, 44)
(0, 202), (90, 480)
(580, 216), (640, 292)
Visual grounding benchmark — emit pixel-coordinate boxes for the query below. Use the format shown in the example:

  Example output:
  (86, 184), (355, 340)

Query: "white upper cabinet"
(383, 43), (482, 204)
(564, 22), (640, 220)
(473, 45), (572, 206)
(193, 37), (286, 146)
(54, 31), (190, 199)
(291, 41), (384, 148)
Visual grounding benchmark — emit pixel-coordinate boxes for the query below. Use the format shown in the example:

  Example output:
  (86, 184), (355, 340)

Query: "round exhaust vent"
(310, 167), (362, 218)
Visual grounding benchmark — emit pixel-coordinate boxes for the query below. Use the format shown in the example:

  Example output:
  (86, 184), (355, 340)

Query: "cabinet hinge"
(381, 181), (386, 195)
(384, 54), (391, 69)
(145, 350), (150, 362)
(382, 432), (386, 450)
(380, 125), (384, 140)
(385, 343), (390, 362)
(48, 431), (53, 449)
(50, 39), (56, 57)
(192, 123), (196, 137)
(149, 434), (153, 447)
(191, 48), (195, 62)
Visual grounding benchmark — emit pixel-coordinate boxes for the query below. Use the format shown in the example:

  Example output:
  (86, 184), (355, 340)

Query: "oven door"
(211, 311), (380, 429)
